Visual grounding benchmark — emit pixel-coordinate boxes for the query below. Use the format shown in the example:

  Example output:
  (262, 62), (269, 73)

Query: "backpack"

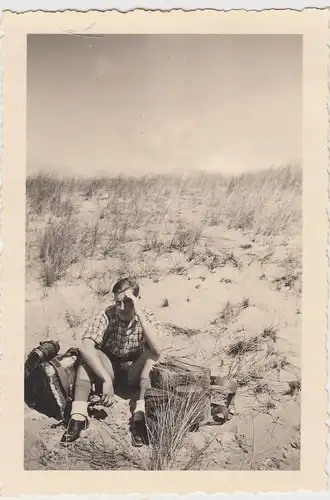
(24, 343), (81, 422)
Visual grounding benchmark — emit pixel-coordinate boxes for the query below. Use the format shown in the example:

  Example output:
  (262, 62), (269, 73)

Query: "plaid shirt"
(82, 305), (163, 358)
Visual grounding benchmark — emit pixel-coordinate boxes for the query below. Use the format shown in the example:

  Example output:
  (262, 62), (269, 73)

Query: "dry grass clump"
(223, 165), (301, 236)
(284, 379), (301, 397)
(216, 321), (287, 396)
(145, 384), (212, 470)
(38, 215), (81, 286)
(142, 223), (203, 257)
(37, 213), (107, 287)
(166, 323), (201, 338)
(191, 247), (225, 271)
(64, 308), (84, 329)
(66, 438), (145, 470)
(211, 300), (243, 326)
(26, 172), (75, 216)
(226, 335), (260, 357)
(261, 326), (277, 342)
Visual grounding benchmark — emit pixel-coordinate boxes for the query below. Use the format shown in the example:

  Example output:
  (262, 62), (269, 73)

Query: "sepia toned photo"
(1, 9), (328, 495)
(24, 32), (303, 471)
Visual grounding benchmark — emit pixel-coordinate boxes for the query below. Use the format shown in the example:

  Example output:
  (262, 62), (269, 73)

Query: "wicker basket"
(174, 384), (211, 424)
(145, 385), (210, 434)
(150, 356), (211, 392)
(145, 387), (170, 421)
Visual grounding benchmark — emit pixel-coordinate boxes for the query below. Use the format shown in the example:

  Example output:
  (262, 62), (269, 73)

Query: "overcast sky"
(27, 34), (302, 177)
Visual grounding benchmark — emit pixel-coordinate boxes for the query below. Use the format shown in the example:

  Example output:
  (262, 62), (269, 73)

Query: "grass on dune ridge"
(26, 164), (302, 288)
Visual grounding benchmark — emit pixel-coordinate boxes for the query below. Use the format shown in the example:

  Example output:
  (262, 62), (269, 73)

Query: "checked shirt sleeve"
(82, 310), (109, 348)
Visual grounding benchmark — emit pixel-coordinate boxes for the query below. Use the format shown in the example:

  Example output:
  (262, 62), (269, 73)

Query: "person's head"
(112, 277), (140, 319)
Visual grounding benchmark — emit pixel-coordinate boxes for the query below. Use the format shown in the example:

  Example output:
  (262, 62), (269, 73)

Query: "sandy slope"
(25, 231), (301, 469)
(24, 169), (301, 470)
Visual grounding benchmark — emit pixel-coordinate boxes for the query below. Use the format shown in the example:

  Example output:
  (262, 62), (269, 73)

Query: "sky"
(27, 34), (302, 177)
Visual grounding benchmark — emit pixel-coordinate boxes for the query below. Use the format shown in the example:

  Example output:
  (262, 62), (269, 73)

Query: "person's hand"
(101, 379), (114, 407)
(124, 289), (137, 303)
(125, 289), (142, 314)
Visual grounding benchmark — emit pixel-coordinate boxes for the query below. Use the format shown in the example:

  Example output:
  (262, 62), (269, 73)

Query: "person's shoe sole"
(131, 434), (144, 447)
(60, 422), (89, 447)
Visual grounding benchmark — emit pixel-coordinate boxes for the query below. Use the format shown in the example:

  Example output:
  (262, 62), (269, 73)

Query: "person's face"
(114, 289), (135, 318)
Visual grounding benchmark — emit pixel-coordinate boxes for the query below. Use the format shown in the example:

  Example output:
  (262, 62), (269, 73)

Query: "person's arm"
(125, 291), (164, 356)
(80, 312), (112, 383)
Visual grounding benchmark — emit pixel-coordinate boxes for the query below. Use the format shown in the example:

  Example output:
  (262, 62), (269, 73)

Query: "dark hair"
(112, 277), (140, 297)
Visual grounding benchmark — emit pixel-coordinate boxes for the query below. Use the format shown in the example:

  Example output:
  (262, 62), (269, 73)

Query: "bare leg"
(72, 350), (115, 419)
(127, 349), (159, 413)
(61, 351), (115, 445)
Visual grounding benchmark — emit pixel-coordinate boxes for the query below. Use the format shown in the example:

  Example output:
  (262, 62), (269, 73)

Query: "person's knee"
(140, 350), (159, 378)
(146, 348), (160, 363)
(127, 349), (161, 386)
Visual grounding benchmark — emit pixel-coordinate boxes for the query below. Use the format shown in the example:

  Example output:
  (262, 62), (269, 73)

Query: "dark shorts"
(96, 347), (143, 383)
(106, 350), (141, 369)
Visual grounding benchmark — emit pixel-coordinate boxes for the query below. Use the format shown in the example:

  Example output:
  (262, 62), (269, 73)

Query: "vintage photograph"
(24, 33), (302, 471)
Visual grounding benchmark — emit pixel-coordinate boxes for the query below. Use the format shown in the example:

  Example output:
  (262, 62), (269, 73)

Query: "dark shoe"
(131, 411), (146, 447)
(131, 433), (144, 447)
(60, 417), (89, 446)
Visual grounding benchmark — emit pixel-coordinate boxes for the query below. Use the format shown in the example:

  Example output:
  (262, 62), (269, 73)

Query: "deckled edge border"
(1, 2), (330, 13)
(0, 6), (4, 497)
(326, 8), (330, 494)
(0, 6), (328, 499)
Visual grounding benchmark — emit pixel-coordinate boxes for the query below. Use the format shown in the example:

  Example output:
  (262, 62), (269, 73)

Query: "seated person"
(61, 277), (164, 445)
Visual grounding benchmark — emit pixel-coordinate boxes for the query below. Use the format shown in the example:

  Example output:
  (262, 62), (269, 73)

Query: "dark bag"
(24, 342), (81, 421)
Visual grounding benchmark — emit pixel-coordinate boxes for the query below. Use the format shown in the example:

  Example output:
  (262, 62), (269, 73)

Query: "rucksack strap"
(49, 358), (71, 399)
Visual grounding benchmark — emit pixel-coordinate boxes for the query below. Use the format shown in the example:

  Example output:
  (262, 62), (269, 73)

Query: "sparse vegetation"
(262, 326), (277, 342)
(285, 379), (301, 397)
(241, 298), (250, 309)
(25, 164), (302, 471)
(64, 308), (84, 329)
(212, 301), (241, 325)
(226, 335), (260, 357)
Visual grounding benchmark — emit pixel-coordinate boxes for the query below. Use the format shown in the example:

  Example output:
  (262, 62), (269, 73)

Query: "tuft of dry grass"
(161, 297), (170, 308)
(252, 381), (270, 395)
(166, 323), (201, 338)
(66, 438), (145, 470)
(64, 308), (83, 329)
(226, 335), (260, 357)
(223, 164), (301, 236)
(284, 379), (301, 397)
(38, 215), (80, 286)
(261, 326), (277, 342)
(241, 298), (250, 309)
(212, 300), (241, 325)
(145, 383), (212, 470)
(26, 172), (75, 216)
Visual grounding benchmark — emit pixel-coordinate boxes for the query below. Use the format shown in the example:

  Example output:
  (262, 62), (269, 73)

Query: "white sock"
(134, 399), (145, 413)
(71, 401), (88, 420)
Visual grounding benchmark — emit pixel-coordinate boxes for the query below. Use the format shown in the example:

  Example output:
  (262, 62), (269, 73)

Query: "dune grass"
(26, 165), (302, 288)
(25, 164), (302, 470)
